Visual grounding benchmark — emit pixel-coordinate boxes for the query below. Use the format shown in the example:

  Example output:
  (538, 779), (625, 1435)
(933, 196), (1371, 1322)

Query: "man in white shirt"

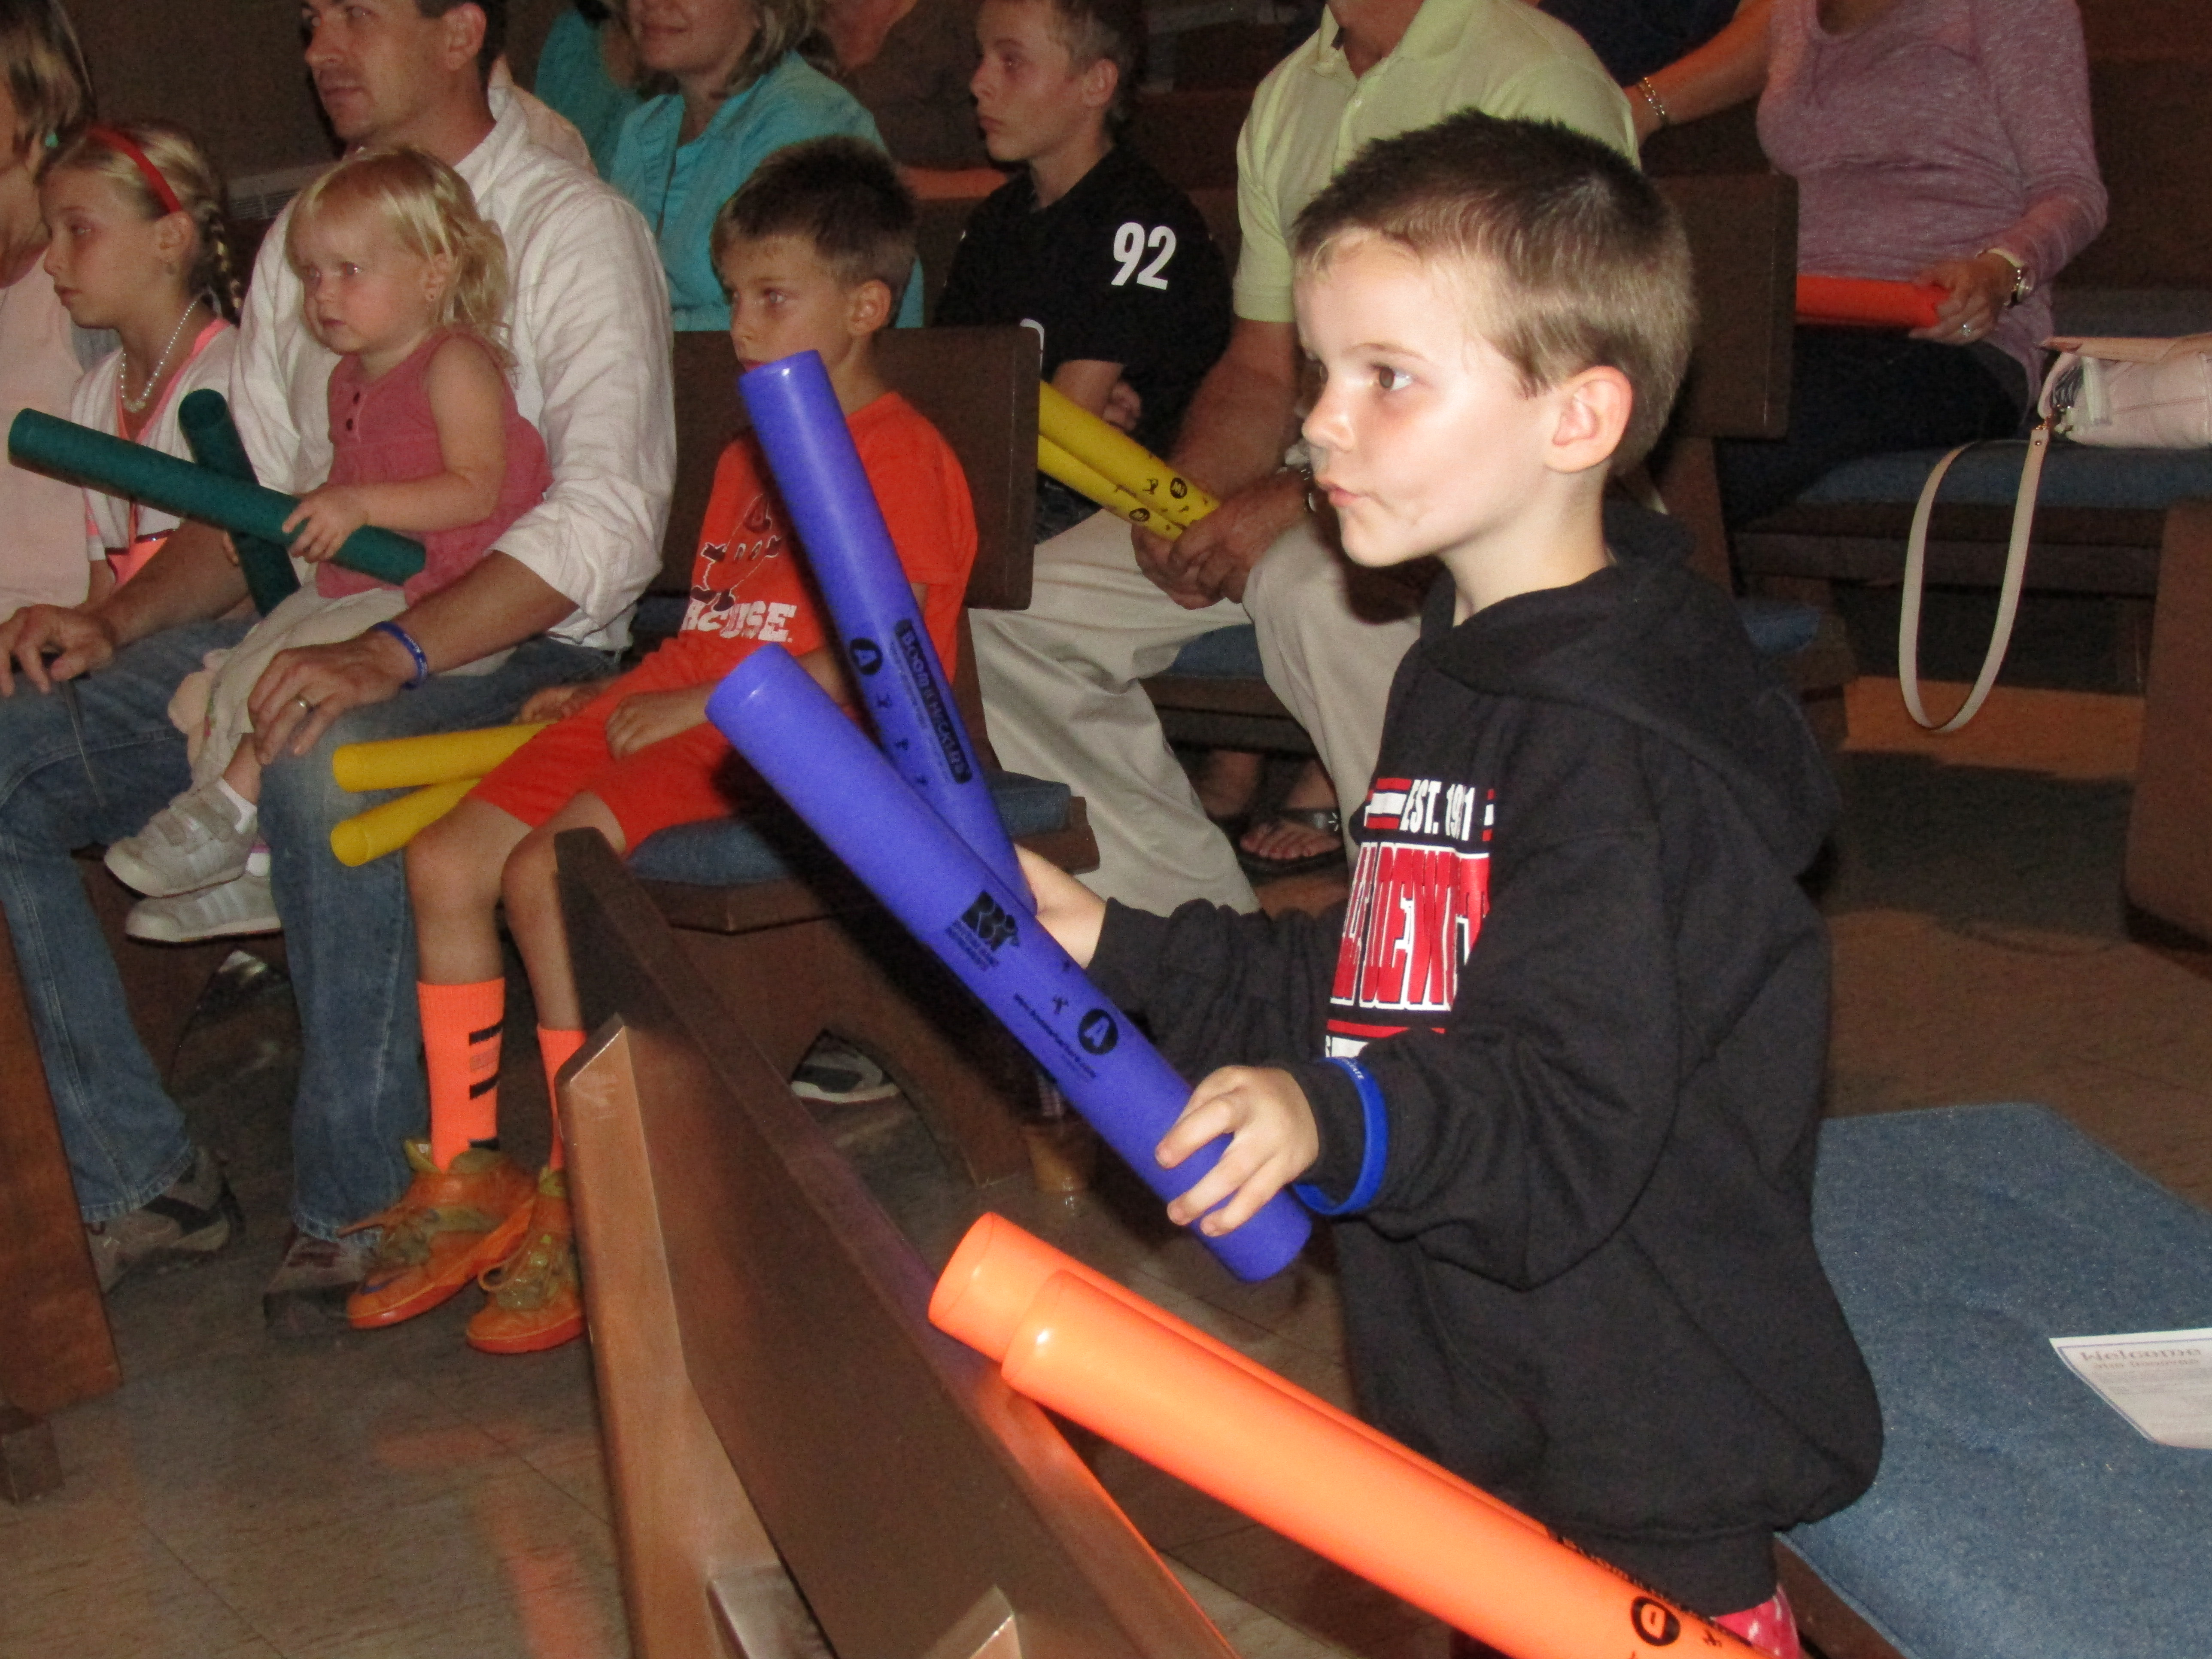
(971, 0), (1632, 911)
(0, 0), (674, 1328)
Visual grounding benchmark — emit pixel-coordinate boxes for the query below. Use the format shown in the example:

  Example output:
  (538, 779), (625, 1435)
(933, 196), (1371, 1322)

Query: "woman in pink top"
(1716, 0), (2106, 526)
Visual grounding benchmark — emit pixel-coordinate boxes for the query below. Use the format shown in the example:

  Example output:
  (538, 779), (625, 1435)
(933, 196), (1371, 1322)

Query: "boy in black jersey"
(1018, 113), (1881, 1655)
(936, 0), (1231, 538)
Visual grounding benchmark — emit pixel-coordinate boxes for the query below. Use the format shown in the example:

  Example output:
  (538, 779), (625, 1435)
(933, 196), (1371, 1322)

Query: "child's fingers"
(1164, 1155), (1249, 1228)
(605, 699), (642, 759)
(1154, 1075), (1244, 1171)
(1193, 1170), (1281, 1237)
(1158, 1065), (1319, 1234)
(1163, 1122), (1278, 1231)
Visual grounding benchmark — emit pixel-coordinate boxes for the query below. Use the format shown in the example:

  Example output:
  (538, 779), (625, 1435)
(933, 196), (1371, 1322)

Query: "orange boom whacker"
(930, 1215), (1771, 1659)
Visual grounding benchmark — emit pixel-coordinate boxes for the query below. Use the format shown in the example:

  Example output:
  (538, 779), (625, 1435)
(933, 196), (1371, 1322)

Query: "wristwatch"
(1982, 246), (2031, 308)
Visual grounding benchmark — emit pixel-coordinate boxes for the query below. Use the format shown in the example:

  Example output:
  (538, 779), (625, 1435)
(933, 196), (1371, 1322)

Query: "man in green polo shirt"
(970, 0), (1635, 913)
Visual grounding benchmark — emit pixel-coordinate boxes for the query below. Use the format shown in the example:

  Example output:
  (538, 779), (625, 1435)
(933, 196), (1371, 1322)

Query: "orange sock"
(421, 979), (505, 1170)
(538, 1027), (585, 1171)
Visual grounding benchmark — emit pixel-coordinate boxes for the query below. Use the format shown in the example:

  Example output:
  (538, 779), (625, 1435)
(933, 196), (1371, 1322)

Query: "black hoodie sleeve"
(1290, 714), (1688, 1291)
(1089, 896), (1348, 1078)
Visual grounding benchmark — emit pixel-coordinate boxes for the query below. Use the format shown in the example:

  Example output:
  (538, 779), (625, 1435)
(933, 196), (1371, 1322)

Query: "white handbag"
(1899, 334), (2212, 731)
(2041, 333), (2212, 448)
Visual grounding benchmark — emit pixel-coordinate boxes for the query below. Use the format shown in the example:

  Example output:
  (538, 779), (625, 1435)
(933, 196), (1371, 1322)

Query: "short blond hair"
(0, 0), (93, 161)
(1293, 112), (1695, 471)
(45, 120), (244, 320)
(286, 147), (512, 366)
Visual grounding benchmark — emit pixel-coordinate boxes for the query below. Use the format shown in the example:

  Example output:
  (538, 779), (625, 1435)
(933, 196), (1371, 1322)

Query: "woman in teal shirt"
(613, 0), (919, 330)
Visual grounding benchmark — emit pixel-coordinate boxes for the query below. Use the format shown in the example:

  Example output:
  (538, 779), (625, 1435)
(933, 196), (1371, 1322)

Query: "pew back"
(556, 827), (1238, 1659)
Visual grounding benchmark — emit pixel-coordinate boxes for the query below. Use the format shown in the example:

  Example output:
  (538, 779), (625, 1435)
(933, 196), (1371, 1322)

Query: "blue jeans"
(0, 620), (607, 1238)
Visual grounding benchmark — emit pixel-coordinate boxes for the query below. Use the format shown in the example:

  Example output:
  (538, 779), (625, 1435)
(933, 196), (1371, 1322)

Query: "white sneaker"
(125, 870), (281, 942)
(105, 782), (258, 897)
(789, 1038), (901, 1104)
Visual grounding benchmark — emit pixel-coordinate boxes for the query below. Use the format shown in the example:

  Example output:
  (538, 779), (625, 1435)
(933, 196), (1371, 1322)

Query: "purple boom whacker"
(739, 351), (1026, 899)
(708, 646), (1312, 1283)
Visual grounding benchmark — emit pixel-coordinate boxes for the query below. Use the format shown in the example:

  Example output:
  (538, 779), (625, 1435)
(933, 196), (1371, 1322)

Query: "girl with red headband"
(41, 120), (242, 595)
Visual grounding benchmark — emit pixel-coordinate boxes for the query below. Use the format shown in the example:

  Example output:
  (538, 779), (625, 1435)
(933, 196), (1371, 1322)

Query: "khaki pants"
(972, 509), (1420, 914)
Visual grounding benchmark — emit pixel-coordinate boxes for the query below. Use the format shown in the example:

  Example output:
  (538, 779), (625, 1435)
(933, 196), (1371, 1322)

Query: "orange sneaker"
(465, 1167), (584, 1355)
(344, 1140), (536, 1329)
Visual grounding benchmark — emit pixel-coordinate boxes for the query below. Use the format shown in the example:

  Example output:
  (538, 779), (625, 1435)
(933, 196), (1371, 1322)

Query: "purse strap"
(1896, 418), (2052, 732)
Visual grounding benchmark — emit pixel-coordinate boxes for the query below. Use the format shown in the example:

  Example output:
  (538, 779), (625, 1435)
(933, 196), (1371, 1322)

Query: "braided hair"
(45, 119), (243, 320)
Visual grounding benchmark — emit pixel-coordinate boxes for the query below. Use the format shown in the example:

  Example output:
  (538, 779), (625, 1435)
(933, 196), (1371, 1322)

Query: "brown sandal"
(1236, 805), (1346, 880)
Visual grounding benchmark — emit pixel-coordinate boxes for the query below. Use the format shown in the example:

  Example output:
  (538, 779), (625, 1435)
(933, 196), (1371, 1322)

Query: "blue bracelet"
(1293, 1056), (1389, 1216)
(371, 620), (429, 689)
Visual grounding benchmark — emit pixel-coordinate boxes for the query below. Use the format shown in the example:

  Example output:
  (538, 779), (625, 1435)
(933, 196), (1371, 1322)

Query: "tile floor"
(6, 677), (2209, 1659)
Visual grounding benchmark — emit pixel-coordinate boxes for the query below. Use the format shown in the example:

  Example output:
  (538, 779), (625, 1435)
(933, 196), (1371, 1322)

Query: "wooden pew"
(555, 828), (1239, 1659)
(0, 920), (121, 1502)
(2125, 498), (2212, 943)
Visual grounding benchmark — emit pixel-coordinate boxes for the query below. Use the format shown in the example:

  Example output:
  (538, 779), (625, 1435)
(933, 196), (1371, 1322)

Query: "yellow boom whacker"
(327, 723), (545, 866)
(1035, 382), (1218, 538)
(327, 385), (1216, 863)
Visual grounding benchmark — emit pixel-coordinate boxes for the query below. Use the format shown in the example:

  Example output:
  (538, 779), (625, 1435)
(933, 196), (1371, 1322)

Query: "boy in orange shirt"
(353, 137), (977, 1354)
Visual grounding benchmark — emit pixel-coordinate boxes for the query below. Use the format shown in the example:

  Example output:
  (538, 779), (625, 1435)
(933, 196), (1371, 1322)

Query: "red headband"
(84, 124), (184, 217)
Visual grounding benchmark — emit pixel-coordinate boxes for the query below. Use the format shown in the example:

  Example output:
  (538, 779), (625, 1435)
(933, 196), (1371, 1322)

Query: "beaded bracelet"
(1636, 76), (1671, 130)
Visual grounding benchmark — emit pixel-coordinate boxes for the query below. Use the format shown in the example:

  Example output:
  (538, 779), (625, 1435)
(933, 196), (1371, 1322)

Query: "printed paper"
(2051, 1328), (2212, 1449)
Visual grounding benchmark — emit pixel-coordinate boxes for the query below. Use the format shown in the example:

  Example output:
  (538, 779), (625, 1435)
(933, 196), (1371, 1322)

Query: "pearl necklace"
(119, 299), (200, 415)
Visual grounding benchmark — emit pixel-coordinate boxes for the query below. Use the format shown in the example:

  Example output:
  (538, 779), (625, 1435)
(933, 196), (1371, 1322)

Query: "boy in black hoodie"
(1018, 112), (1881, 1655)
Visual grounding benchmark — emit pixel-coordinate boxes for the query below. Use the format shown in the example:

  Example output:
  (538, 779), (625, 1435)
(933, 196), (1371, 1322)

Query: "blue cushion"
(1796, 441), (2212, 512)
(1167, 624), (1267, 678)
(1735, 596), (1823, 656)
(1793, 1104), (2212, 1659)
(626, 770), (1072, 887)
